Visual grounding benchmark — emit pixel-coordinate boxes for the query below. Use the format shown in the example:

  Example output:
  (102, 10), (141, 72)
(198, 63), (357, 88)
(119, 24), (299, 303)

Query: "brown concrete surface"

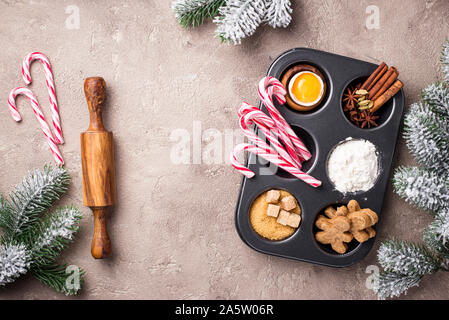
(0, 0), (448, 300)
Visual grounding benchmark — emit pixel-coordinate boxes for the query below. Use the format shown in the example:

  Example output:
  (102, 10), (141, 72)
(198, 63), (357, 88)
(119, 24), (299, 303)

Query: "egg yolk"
(290, 72), (322, 104)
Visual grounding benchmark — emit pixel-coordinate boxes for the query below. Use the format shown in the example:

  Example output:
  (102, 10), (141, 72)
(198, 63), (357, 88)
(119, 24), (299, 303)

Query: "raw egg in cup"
(281, 65), (327, 112)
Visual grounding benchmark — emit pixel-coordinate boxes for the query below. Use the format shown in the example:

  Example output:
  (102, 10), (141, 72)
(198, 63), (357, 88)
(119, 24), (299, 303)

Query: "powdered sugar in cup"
(327, 138), (379, 193)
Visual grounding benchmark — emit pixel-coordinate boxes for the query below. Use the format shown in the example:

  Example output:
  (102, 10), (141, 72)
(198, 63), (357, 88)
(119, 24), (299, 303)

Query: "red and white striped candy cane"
(231, 143), (321, 187)
(231, 77), (321, 187)
(238, 102), (299, 168)
(22, 52), (63, 145)
(231, 143), (280, 179)
(233, 110), (321, 187)
(257, 78), (304, 167)
(8, 87), (64, 165)
(258, 77), (312, 163)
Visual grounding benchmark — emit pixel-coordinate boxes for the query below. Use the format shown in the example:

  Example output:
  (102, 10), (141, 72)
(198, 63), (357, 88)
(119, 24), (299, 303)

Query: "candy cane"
(258, 77), (312, 163)
(231, 143), (321, 187)
(233, 104), (320, 187)
(238, 102), (299, 168)
(22, 52), (63, 144)
(231, 77), (321, 187)
(8, 87), (64, 165)
(258, 79), (303, 167)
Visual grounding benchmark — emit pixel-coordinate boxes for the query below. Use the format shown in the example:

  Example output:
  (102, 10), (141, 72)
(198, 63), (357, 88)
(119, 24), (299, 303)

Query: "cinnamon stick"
(368, 67), (398, 100)
(361, 62), (387, 90)
(371, 80), (403, 113)
(371, 68), (399, 101)
(366, 64), (388, 91)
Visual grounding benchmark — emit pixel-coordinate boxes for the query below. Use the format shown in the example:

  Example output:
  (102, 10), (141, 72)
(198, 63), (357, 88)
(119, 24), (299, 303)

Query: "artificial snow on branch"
(372, 40), (449, 299)
(377, 240), (440, 276)
(372, 270), (422, 300)
(214, 0), (266, 44)
(442, 40), (449, 82)
(393, 166), (449, 213)
(0, 166), (83, 295)
(403, 103), (449, 173)
(264, 0), (292, 28)
(422, 82), (449, 117)
(424, 209), (449, 259)
(0, 165), (70, 239)
(0, 242), (31, 286)
(172, 0), (294, 45)
(28, 206), (82, 267)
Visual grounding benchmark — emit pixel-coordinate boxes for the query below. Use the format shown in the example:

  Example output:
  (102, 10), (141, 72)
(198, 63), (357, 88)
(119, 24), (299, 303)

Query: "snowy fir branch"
(374, 40), (449, 299)
(422, 82), (449, 117)
(424, 209), (449, 260)
(393, 166), (449, 214)
(0, 242), (31, 286)
(264, 0), (292, 28)
(373, 240), (440, 299)
(442, 39), (449, 83)
(372, 271), (422, 300)
(377, 240), (440, 276)
(172, 0), (294, 44)
(172, 0), (225, 28)
(32, 263), (84, 296)
(403, 103), (449, 173)
(27, 206), (82, 267)
(0, 165), (70, 240)
(214, 0), (266, 44)
(0, 165), (83, 295)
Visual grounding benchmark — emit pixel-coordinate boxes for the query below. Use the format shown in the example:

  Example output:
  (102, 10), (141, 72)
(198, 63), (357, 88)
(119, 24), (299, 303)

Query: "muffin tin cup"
(234, 48), (405, 267)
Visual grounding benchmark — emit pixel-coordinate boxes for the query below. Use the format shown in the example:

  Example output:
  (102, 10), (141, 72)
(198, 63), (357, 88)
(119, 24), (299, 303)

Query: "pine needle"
(372, 271), (422, 300)
(422, 82), (449, 117)
(403, 103), (449, 173)
(32, 263), (84, 296)
(393, 166), (449, 214)
(442, 39), (449, 83)
(424, 209), (449, 259)
(374, 40), (449, 299)
(265, 0), (292, 28)
(0, 165), (70, 239)
(0, 242), (31, 286)
(27, 206), (82, 266)
(377, 240), (440, 276)
(0, 165), (83, 295)
(214, 0), (266, 45)
(173, 0), (225, 28)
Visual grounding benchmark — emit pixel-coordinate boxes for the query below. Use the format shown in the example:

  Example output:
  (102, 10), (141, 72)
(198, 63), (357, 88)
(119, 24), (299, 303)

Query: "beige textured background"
(0, 0), (448, 300)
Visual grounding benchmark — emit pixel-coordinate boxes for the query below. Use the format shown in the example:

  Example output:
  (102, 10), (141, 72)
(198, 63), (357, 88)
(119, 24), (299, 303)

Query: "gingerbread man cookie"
(346, 200), (378, 242)
(316, 200), (379, 254)
(315, 215), (353, 254)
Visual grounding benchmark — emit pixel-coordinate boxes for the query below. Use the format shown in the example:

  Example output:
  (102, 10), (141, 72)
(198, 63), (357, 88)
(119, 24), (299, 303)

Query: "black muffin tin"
(234, 48), (404, 267)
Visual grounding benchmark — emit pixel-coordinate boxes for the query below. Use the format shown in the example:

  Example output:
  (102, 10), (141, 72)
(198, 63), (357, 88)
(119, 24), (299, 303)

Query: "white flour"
(327, 138), (379, 193)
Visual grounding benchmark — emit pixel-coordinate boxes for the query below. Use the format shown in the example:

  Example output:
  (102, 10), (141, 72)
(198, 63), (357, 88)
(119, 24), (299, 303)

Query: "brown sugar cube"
(267, 204), (281, 218)
(276, 210), (290, 226)
(287, 213), (301, 228)
(266, 190), (281, 204)
(281, 196), (297, 211)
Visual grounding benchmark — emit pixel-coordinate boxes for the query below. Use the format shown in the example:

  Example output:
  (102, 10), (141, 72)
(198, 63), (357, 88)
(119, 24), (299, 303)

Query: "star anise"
(343, 86), (359, 112)
(357, 111), (379, 128)
(349, 110), (360, 123)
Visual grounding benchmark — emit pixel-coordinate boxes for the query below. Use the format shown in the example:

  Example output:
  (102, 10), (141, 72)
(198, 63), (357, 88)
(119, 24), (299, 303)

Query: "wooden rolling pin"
(81, 77), (116, 259)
